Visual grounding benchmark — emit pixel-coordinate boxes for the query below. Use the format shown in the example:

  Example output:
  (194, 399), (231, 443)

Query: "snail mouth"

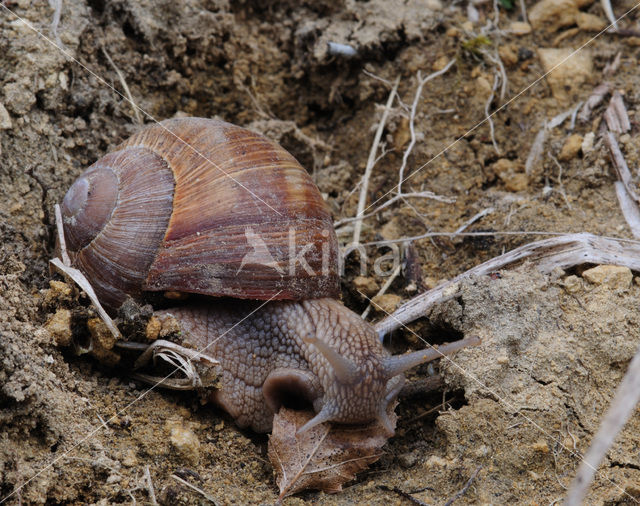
(262, 368), (320, 413)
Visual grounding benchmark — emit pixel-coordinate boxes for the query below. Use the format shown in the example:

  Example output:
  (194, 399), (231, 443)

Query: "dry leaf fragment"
(268, 407), (397, 500)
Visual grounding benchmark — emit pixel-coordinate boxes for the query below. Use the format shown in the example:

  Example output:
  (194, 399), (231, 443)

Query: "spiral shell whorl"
(62, 147), (175, 310)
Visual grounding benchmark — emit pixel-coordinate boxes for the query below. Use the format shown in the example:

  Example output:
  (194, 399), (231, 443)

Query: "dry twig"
(603, 91), (630, 133)
(171, 474), (218, 504)
(352, 77), (400, 245)
(565, 344), (640, 505)
(604, 130), (638, 202)
(444, 466), (482, 506)
(578, 83), (610, 123)
(102, 47), (143, 125)
(376, 233), (640, 336)
(614, 182), (640, 239)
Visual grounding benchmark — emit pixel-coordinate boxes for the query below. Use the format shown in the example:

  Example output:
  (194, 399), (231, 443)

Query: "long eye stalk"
(383, 335), (481, 378)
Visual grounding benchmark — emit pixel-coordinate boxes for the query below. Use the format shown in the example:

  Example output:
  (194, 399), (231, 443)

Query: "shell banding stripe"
(69, 147), (175, 310)
(118, 118), (339, 301)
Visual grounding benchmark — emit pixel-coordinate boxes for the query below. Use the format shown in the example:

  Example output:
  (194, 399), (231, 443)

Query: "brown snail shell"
(61, 118), (339, 311)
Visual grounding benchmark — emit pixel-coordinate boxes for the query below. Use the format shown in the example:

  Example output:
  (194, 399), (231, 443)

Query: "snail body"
(60, 118), (447, 433)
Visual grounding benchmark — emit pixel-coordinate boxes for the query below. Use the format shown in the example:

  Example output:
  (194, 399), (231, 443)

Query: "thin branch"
(102, 47), (143, 125)
(604, 130), (638, 202)
(614, 182), (640, 239)
(144, 466), (158, 506)
(485, 72), (500, 155)
(360, 263), (401, 319)
(444, 466), (482, 506)
(334, 191), (455, 227)
(171, 474), (218, 504)
(565, 344), (640, 505)
(375, 233), (640, 336)
(352, 77), (400, 245)
(603, 91), (630, 133)
(398, 60), (456, 194)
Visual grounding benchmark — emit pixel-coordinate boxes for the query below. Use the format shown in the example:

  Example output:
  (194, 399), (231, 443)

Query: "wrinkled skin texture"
(159, 297), (398, 432)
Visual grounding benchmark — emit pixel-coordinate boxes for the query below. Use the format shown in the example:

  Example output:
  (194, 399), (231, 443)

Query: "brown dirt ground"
(1, 0), (640, 504)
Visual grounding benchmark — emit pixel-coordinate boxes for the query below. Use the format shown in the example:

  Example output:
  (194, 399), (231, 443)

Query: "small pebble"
(371, 294), (403, 314)
(45, 309), (72, 347)
(581, 132), (595, 153)
(167, 420), (201, 465)
(398, 451), (417, 469)
(582, 265), (632, 289)
(531, 440), (549, 453)
(122, 449), (138, 467)
(537, 47), (593, 103)
(563, 275), (582, 294)
(0, 103), (11, 129)
(510, 21), (532, 35)
(353, 276), (379, 297)
(558, 134), (583, 161)
(576, 12), (607, 32)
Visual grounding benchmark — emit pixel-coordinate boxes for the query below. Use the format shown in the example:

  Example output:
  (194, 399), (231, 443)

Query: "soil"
(1, 0), (640, 504)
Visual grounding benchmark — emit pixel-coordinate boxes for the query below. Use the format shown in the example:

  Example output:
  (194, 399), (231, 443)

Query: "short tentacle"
(296, 402), (337, 434)
(303, 333), (361, 385)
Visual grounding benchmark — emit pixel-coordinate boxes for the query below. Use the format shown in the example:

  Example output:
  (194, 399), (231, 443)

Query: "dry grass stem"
(360, 263), (401, 319)
(603, 51), (622, 77)
(525, 125), (546, 176)
(352, 77), (400, 245)
(48, 0), (63, 48)
(603, 91), (630, 133)
(485, 73), (500, 155)
(605, 130), (638, 201)
(549, 155), (572, 210)
(398, 60), (456, 192)
(171, 474), (219, 504)
(51, 204), (121, 339)
(578, 83), (610, 122)
(614, 182), (640, 239)
(376, 233), (640, 336)
(565, 344), (640, 505)
(444, 466), (482, 506)
(519, 0), (528, 23)
(144, 466), (158, 506)
(102, 47), (143, 125)
(601, 0), (618, 31)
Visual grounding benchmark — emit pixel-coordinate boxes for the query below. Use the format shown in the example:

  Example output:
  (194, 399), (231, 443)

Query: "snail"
(56, 117), (476, 434)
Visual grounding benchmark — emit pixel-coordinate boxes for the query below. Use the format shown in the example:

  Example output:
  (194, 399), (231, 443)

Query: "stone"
(510, 22), (532, 35)
(563, 275), (583, 294)
(432, 55), (450, 71)
(145, 315), (162, 340)
(558, 134), (583, 161)
(2, 81), (36, 115)
(398, 451), (417, 468)
(493, 159), (528, 191)
(529, 0), (578, 33)
(122, 449), (138, 467)
(581, 132), (595, 153)
(45, 309), (72, 347)
(538, 48), (593, 103)
(582, 265), (632, 289)
(531, 440), (549, 453)
(167, 420), (201, 465)
(498, 45), (518, 67)
(371, 293), (403, 314)
(501, 173), (529, 192)
(0, 103), (11, 129)
(353, 276), (379, 297)
(576, 12), (606, 32)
